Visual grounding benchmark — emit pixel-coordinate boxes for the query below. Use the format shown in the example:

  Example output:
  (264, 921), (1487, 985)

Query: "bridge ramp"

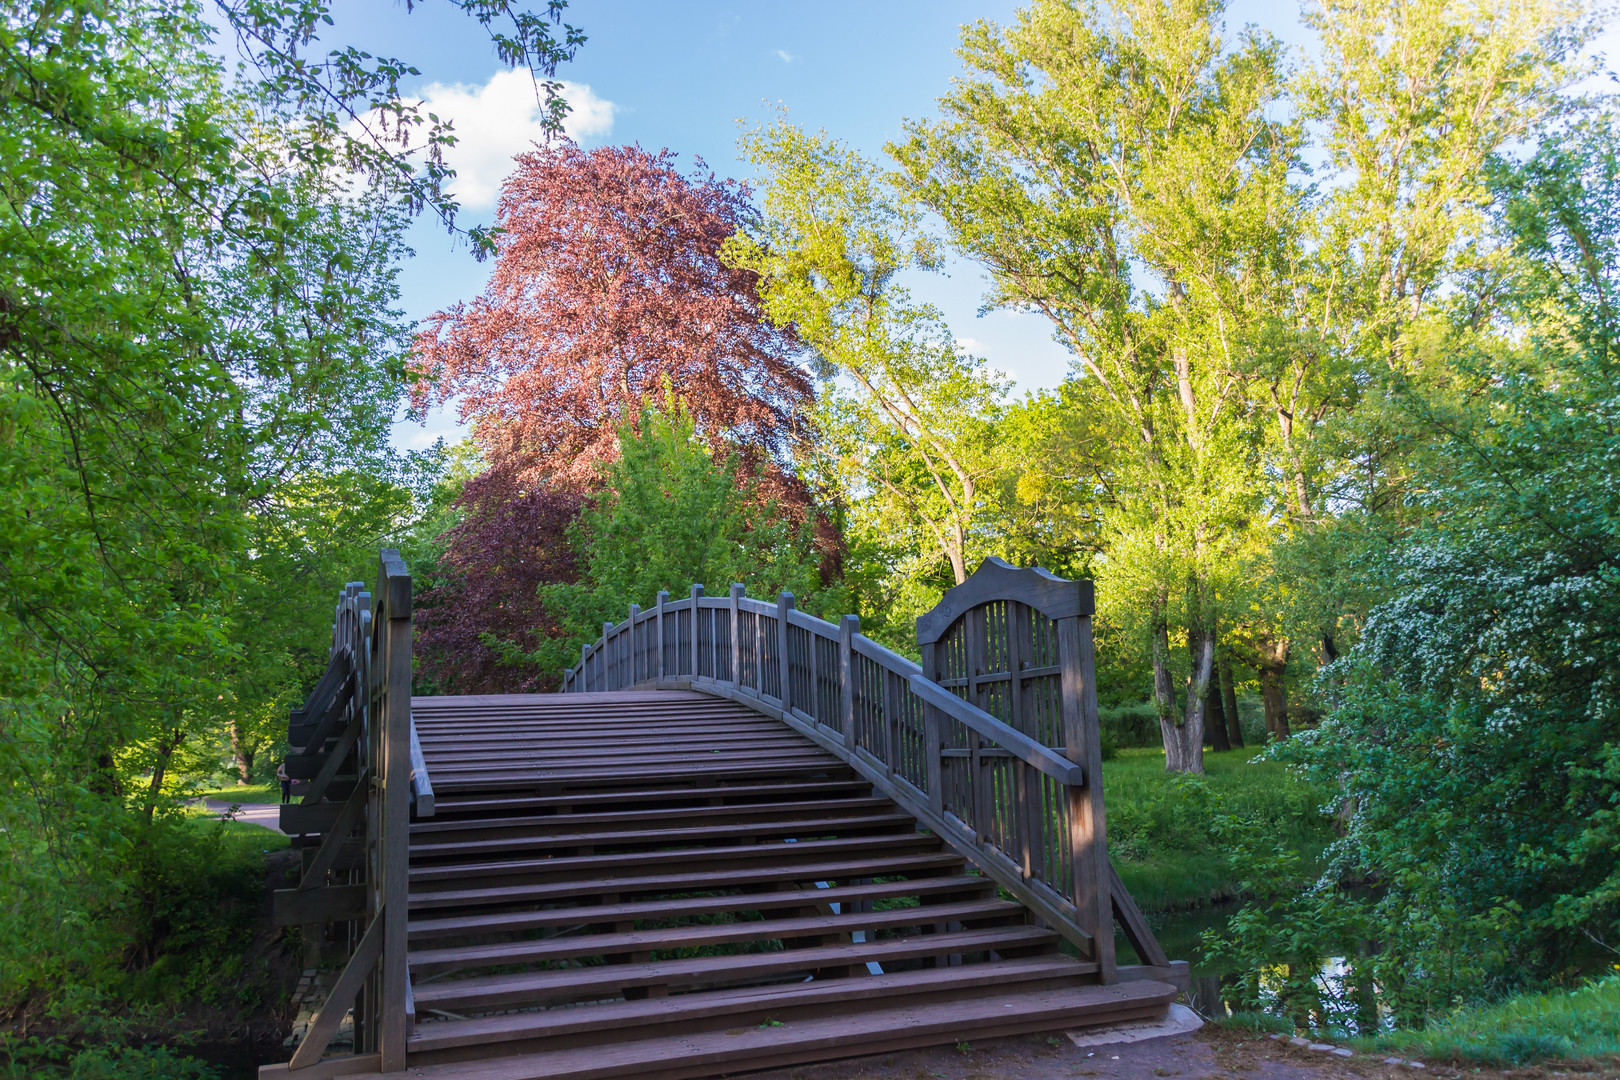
(401, 689), (1174, 1080)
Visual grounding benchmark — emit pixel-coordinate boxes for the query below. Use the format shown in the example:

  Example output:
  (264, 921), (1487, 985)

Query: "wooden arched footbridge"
(260, 553), (1184, 1080)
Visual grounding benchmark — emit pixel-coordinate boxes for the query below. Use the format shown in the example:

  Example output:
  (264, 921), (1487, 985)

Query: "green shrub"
(0, 1037), (216, 1080)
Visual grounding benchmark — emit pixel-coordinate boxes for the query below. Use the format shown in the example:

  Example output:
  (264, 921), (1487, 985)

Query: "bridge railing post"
(776, 593), (794, 709)
(690, 584), (704, 678)
(729, 583), (744, 690)
(839, 614), (858, 751)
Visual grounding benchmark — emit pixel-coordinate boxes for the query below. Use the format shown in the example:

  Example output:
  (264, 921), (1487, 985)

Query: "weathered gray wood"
(915, 557), (1093, 644)
(409, 715), (434, 818)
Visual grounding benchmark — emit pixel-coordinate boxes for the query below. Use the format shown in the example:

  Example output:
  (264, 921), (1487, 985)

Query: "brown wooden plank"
(409, 899), (1025, 975)
(408, 832), (941, 885)
(426, 779), (870, 817)
(404, 981), (1171, 1080)
(407, 874), (994, 941)
(407, 852), (965, 911)
(409, 796), (892, 837)
(411, 925), (1060, 1012)
(408, 812), (916, 860)
(405, 955), (1091, 1053)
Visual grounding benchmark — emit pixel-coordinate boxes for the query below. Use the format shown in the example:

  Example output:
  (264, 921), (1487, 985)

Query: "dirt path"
(740, 1025), (1615, 1080)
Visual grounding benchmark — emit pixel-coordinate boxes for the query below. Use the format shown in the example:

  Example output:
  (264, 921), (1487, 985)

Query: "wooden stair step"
(401, 981), (1176, 1080)
(409, 796), (894, 838)
(405, 954), (1093, 1053)
(408, 899), (1026, 974)
(408, 832), (942, 885)
(426, 780), (870, 818)
(410, 925), (1061, 1013)
(407, 875), (995, 942)
(408, 812), (916, 860)
(408, 852), (967, 912)
(431, 759), (848, 793)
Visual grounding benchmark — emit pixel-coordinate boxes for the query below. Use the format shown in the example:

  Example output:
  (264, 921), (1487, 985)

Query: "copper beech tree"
(409, 142), (816, 692)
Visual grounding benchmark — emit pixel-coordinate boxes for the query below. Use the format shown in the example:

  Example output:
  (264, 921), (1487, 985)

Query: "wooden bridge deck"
(392, 689), (1175, 1080)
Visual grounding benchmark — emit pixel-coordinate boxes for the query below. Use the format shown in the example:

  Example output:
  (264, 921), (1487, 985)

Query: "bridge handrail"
(281, 551), (415, 1073)
(561, 581), (1109, 961)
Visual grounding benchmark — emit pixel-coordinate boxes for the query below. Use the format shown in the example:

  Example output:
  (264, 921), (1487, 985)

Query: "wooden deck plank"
(409, 797), (894, 837)
(407, 852), (966, 911)
(407, 812), (917, 860)
(407, 832), (942, 884)
(406, 875), (995, 941)
(408, 899), (1026, 974)
(410, 925), (1061, 1012)
(403, 981), (1175, 1080)
(405, 955), (1092, 1053)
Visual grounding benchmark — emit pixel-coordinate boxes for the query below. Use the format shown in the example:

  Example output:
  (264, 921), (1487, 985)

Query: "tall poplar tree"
(890, 0), (1295, 771)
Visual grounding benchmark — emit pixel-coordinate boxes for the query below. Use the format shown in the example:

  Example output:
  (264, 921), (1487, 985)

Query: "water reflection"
(1127, 901), (1389, 1035)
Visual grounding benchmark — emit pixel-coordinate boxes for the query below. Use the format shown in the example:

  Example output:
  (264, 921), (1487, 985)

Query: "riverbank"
(1104, 746), (1333, 914)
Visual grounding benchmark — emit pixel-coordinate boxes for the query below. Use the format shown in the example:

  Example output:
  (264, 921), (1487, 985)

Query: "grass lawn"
(182, 808), (291, 851)
(1351, 976), (1620, 1066)
(194, 781), (281, 804)
(1101, 746), (1333, 913)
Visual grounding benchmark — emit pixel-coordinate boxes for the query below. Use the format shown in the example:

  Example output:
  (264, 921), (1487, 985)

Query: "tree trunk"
(1150, 599), (1178, 732)
(145, 729), (185, 825)
(1164, 627), (1212, 774)
(231, 719), (255, 785)
(1321, 631), (1339, 664)
(1205, 659), (1231, 752)
(1258, 634), (1291, 740)
(1219, 649), (1244, 749)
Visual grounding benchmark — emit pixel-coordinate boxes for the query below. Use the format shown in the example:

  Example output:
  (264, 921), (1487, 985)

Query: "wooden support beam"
(280, 801), (341, 836)
(287, 906), (385, 1070)
(273, 884), (366, 926)
(299, 775), (368, 891)
(302, 711), (362, 805)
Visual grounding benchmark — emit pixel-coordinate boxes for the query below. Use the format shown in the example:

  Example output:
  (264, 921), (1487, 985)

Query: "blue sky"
(332, 1), (1612, 452)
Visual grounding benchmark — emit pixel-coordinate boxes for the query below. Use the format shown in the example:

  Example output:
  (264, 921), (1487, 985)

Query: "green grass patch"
(1101, 746), (1332, 913)
(1350, 977), (1620, 1066)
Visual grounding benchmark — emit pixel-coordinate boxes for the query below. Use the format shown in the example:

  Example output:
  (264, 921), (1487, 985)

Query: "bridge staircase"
(262, 555), (1183, 1080)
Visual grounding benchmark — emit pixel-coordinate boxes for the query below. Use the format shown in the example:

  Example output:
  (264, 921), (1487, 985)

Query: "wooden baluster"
(729, 583), (743, 689)
(839, 614), (858, 751)
(580, 644), (589, 692)
(884, 667), (902, 779)
(776, 593), (794, 709)
(690, 584), (704, 677)
(656, 590), (669, 682)
(601, 622), (613, 690)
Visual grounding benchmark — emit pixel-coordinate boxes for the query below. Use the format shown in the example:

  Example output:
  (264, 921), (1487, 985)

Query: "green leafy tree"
(1273, 117), (1620, 1013)
(889, 0), (1293, 770)
(537, 405), (838, 674)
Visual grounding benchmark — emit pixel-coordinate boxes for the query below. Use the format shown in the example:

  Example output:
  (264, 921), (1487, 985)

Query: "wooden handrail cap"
(915, 557), (1093, 645)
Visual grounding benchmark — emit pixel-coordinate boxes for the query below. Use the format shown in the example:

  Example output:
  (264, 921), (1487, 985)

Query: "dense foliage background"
(2, 0), (1615, 1060)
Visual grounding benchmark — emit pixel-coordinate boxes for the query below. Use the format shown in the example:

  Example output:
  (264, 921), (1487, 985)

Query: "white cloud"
(415, 73), (617, 209)
(775, 48), (794, 63)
